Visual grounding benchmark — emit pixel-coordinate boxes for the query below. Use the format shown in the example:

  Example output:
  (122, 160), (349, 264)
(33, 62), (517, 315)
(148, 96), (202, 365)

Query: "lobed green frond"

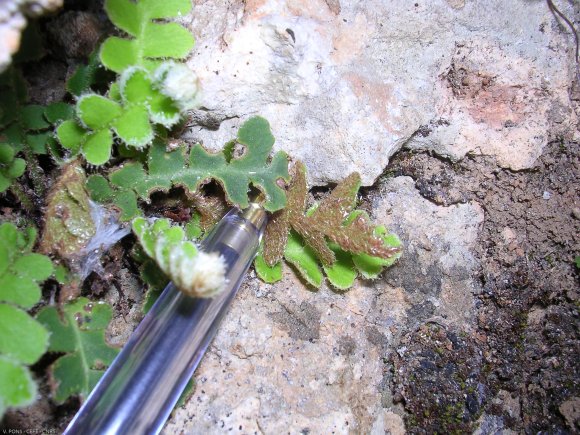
(0, 223), (52, 418)
(100, 0), (194, 73)
(109, 116), (290, 211)
(36, 298), (119, 404)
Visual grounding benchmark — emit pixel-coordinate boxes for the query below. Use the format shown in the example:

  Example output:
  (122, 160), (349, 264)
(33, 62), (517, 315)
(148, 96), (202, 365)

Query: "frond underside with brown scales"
(263, 161), (400, 267)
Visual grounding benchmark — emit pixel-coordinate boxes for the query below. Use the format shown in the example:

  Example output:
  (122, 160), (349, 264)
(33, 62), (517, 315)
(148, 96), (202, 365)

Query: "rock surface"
(0, 0), (62, 71)
(164, 176), (484, 434)
(183, 0), (579, 185)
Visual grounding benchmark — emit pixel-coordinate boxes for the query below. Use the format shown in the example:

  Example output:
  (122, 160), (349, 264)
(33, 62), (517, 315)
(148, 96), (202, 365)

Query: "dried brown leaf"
(189, 192), (228, 231)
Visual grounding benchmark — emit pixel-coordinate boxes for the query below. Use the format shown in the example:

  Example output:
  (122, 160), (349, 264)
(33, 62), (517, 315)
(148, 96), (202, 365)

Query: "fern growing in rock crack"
(255, 162), (402, 289)
(0, 0), (403, 417)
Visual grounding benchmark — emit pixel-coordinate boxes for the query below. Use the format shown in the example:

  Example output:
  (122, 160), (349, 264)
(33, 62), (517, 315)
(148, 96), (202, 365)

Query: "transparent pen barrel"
(64, 206), (266, 435)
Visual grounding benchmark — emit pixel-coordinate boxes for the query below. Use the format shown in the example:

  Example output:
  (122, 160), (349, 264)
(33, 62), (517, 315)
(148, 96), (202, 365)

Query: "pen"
(64, 203), (267, 434)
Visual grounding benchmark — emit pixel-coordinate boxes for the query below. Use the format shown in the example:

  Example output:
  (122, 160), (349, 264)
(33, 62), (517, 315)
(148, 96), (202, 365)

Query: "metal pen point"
(64, 204), (267, 435)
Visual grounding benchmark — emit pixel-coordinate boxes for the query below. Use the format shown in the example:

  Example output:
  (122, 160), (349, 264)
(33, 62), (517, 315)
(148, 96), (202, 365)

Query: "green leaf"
(21, 105), (49, 130)
(0, 223), (19, 253)
(54, 264), (70, 285)
(113, 105), (153, 146)
(0, 303), (49, 364)
(142, 0), (192, 18)
(57, 120), (86, 153)
(110, 117), (290, 211)
(0, 245), (8, 275)
(0, 356), (37, 409)
(121, 68), (156, 103)
(0, 143), (15, 164)
(0, 274), (40, 308)
(26, 132), (49, 154)
(254, 253), (282, 284)
(323, 244), (357, 290)
(0, 223), (51, 417)
(184, 214), (202, 240)
(284, 232), (323, 288)
(86, 174), (140, 221)
(120, 66), (183, 127)
(0, 174), (9, 193)
(86, 174), (114, 202)
(101, 0), (194, 73)
(100, 38), (138, 73)
(45, 102), (74, 124)
(36, 298), (119, 404)
(0, 222), (53, 308)
(13, 253), (53, 281)
(77, 95), (122, 130)
(353, 228), (402, 279)
(105, 0), (140, 35)
(83, 129), (113, 165)
(66, 52), (113, 97)
(6, 158), (25, 178)
(0, 142), (26, 191)
(142, 23), (194, 59)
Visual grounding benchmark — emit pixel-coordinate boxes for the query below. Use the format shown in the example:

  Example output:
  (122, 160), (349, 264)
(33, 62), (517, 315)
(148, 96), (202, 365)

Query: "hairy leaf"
(132, 217), (226, 298)
(284, 231), (323, 287)
(100, 0), (194, 73)
(111, 116), (290, 211)
(259, 163), (401, 289)
(58, 66), (194, 165)
(36, 298), (119, 404)
(254, 251), (282, 284)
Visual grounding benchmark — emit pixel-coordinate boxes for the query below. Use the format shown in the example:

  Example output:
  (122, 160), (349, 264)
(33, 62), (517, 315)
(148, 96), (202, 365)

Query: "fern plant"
(255, 162), (401, 289)
(0, 223), (52, 419)
(55, 0), (198, 165)
(91, 116), (290, 213)
(100, 0), (194, 73)
(0, 68), (73, 198)
(0, 0), (403, 419)
(36, 298), (119, 403)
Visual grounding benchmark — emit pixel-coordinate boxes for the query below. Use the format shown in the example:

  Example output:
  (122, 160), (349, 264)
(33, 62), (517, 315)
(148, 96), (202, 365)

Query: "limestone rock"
(374, 176), (484, 327)
(183, 0), (578, 184)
